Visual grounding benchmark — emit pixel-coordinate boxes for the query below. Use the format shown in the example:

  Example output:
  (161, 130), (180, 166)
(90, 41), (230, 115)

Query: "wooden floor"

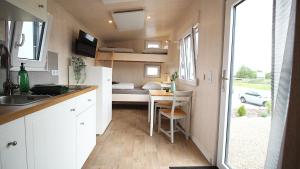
(83, 107), (209, 169)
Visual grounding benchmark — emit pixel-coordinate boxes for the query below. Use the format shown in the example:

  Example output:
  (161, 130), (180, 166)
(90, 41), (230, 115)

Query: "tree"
(235, 65), (257, 79)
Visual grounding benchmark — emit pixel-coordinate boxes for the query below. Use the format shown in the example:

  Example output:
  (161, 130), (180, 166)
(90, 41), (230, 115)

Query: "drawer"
(75, 90), (96, 116)
(0, 118), (27, 169)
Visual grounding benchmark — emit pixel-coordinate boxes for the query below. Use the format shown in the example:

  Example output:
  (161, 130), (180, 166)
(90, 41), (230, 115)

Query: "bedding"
(112, 88), (148, 95)
(112, 83), (135, 90)
(142, 82), (162, 90)
(142, 48), (168, 54)
(99, 47), (134, 53)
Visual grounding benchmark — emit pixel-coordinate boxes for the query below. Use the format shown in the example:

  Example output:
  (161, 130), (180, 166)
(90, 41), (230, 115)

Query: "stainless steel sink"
(0, 95), (51, 106)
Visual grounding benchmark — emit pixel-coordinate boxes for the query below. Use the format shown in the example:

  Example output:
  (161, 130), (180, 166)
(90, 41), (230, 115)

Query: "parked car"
(239, 90), (270, 106)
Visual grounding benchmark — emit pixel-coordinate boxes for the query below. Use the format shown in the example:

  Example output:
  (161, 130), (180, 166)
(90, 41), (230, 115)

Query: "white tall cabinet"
(69, 66), (112, 135)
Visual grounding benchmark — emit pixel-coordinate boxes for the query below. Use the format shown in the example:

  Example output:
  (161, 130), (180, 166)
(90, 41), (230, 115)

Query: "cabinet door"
(0, 118), (27, 169)
(6, 0), (47, 21)
(105, 68), (112, 125)
(26, 99), (77, 169)
(77, 105), (96, 169)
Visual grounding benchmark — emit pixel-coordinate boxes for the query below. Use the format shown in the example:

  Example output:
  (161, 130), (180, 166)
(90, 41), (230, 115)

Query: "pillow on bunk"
(142, 82), (162, 90)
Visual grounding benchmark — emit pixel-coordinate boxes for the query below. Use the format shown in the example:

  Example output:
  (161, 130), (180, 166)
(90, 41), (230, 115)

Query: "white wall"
(47, 0), (99, 84)
(168, 0), (225, 164)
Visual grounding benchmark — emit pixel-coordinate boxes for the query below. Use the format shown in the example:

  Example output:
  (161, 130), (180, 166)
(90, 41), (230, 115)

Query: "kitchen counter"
(0, 86), (97, 125)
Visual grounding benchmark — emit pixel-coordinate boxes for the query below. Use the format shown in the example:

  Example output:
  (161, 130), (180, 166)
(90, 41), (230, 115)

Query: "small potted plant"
(71, 56), (86, 86)
(170, 71), (178, 93)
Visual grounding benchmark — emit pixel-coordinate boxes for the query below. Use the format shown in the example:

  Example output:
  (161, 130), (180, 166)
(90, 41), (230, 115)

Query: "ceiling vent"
(112, 9), (145, 32)
(102, 0), (141, 5)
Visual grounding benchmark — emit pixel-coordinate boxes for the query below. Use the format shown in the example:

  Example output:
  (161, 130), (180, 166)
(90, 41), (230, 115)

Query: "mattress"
(142, 48), (168, 54)
(112, 88), (148, 95)
(99, 47), (134, 53)
(112, 83), (135, 90)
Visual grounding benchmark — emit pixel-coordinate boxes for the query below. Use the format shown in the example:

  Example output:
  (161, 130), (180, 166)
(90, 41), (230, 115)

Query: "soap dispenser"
(18, 63), (30, 93)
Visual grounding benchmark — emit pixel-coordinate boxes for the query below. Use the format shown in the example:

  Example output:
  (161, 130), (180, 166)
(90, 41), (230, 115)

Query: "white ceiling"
(54, 0), (195, 41)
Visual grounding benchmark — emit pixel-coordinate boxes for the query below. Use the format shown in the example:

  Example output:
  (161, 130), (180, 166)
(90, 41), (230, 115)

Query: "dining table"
(148, 90), (190, 136)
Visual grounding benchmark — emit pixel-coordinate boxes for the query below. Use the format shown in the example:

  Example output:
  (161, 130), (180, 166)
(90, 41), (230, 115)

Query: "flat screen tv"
(75, 30), (98, 58)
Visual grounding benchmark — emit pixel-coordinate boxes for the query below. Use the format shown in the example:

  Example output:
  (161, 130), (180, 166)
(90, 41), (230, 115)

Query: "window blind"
(265, 0), (296, 168)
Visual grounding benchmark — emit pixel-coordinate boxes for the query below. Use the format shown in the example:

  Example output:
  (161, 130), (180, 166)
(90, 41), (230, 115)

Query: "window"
(179, 25), (198, 84)
(145, 41), (161, 49)
(7, 14), (52, 71)
(145, 65), (161, 78)
(16, 21), (45, 60)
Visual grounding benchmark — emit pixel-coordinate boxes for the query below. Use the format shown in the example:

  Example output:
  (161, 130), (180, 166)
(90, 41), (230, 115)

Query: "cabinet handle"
(70, 108), (76, 112)
(38, 4), (44, 8)
(7, 141), (17, 148)
(80, 122), (85, 125)
(88, 99), (92, 102)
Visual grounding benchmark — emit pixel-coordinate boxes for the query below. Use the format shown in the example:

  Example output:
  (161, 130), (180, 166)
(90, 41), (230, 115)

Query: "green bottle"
(18, 63), (30, 93)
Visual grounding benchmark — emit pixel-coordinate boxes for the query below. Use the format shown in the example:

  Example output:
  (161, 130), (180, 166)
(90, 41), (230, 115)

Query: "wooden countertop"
(0, 86), (97, 125)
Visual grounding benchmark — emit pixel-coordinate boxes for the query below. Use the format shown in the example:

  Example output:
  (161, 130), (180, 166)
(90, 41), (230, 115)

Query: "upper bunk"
(96, 43), (169, 63)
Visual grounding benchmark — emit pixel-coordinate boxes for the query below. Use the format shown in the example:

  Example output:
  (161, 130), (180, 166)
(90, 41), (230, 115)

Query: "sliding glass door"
(217, 0), (273, 168)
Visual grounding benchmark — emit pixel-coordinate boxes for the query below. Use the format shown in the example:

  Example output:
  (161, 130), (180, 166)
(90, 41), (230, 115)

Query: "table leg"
(150, 99), (154, 136)
(148, 95), (151, 123)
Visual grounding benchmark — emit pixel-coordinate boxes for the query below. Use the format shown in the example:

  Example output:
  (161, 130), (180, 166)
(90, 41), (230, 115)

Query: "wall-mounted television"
(75, 30), (98, 58)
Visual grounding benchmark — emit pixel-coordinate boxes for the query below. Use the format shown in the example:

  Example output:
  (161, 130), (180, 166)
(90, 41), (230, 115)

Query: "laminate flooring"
(83, 107), (210, 169)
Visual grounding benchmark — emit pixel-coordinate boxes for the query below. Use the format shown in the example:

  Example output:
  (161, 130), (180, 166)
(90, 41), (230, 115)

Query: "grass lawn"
(233, 79), (271, 91)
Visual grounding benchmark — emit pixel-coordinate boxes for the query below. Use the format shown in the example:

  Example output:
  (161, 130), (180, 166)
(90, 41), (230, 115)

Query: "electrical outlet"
(51, 70), (59, 76)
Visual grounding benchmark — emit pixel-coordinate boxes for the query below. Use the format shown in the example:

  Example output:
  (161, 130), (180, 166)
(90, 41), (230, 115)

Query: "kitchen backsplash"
(0, 51), (59, 94)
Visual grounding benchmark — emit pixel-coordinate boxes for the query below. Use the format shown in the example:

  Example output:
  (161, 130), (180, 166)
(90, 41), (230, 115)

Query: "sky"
(233, 0), (273, 74)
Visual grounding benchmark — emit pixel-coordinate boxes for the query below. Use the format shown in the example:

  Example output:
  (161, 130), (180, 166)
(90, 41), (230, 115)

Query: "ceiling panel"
(112, 10), (145, 31)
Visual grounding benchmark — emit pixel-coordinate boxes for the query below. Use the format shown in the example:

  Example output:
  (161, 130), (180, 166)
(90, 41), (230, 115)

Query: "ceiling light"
(108, 20), (113, 24)
(147, 16), (151, 19)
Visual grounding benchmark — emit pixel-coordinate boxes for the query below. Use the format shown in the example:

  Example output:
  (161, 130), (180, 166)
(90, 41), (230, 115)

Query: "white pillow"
(142, 82), (162, 90)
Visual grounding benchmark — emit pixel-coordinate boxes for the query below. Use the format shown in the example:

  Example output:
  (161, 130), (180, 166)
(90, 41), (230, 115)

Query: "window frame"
(144, 64), (161, 78)
(9, 14), (52, 71)
(178, 24), (199, 86)
(145, 40), (162, 49)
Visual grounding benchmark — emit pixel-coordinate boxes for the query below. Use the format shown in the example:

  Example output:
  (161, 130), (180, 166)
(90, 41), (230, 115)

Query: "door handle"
(15, 33), (25, 47)
(7, 141), (17, 148)
(222, 69), (229, 91)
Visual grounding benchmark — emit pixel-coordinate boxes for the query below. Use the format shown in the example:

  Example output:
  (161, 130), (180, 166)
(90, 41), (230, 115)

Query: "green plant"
(171, 71), (179, 82)
(237, 105), (247, 117)
(264, 101), (272, 114)
(260, 112), (269, 117)
(71, 56), (86, 84)
(265, 72), (271, 79)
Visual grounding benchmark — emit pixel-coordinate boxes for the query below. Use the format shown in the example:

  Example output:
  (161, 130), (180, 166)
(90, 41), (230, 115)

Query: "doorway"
(217, 0), (273, 168)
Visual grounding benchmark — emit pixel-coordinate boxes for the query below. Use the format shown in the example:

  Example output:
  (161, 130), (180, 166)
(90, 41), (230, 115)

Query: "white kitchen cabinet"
(0, 117), (27, 169)
(4, 0), (47, 21)
(76, 105), (96, 169)
(25, 98), (77, 169)
(69, 66), (112, 135)
(0, 89), (97, 169)
(25, 90), (97, 169)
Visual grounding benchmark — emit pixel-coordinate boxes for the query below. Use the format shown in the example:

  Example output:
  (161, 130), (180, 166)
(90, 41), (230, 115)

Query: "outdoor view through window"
(225, 0), (273, 169)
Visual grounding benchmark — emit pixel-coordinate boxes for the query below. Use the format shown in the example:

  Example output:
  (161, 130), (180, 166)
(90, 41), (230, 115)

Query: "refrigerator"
(69, 66), (112, 135)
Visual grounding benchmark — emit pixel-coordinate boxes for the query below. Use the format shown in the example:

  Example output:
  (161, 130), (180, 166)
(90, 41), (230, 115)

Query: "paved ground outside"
(227, 116), (271, 169)
(226, 86), (271, 169)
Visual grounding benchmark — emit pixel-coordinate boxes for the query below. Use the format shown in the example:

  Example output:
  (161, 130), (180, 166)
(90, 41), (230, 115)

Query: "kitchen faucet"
(0, 44), (19, 95)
